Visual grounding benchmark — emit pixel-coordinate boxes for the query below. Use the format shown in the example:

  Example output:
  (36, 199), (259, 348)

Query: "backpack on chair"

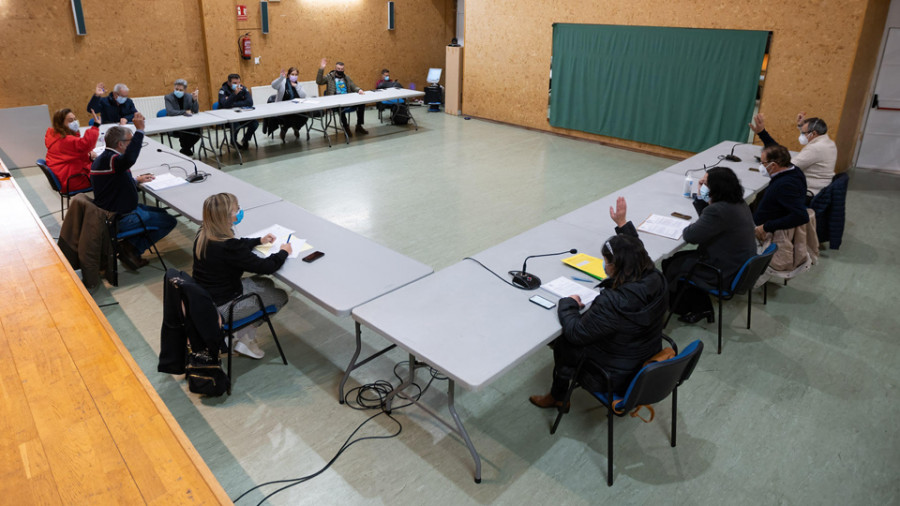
(391, 103), (411, 125)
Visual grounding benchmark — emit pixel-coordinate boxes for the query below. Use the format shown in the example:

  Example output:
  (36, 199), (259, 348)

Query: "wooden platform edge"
(5, 172), (233, 505)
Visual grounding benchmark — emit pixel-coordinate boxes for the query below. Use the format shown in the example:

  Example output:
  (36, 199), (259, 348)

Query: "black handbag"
(185, 350), (230, 397)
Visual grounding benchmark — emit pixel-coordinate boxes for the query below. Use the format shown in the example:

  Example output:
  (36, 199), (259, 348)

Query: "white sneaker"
(232, 333), (265, 359)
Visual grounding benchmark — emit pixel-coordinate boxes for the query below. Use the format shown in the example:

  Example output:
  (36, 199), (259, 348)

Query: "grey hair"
(174, 78), (188, 87)
(113, 83), (129, 94)
(104, 126), (132, 148)
(803, 117), (827, 135)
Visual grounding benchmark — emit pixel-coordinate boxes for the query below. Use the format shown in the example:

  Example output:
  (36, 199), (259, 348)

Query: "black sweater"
(192, 236), (288, 306)
(753, 167), (810, 233)
(90, 130), (144, 214)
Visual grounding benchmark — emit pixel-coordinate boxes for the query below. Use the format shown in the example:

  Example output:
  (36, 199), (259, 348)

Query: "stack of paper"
(248, 224), (313, 259)
(637, 214), (692, 240)
(143, 172), (188, 191)
(541, 277), (601, 306)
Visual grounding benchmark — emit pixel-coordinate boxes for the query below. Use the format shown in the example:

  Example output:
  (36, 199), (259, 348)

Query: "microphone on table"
(724, 143), (743, 162)
(509, 249), (578, 290)
(157, 148), (204, 183)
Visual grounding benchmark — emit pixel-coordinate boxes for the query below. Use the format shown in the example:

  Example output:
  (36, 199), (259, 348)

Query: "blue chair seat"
(223, 305), (279, 331)
(116, 226), (160, 240)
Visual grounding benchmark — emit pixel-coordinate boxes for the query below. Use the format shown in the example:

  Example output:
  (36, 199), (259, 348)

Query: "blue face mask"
(699, 184), (710, 202)
(233, 208), (244, 225)
(116, 95), (127, 104)
(231, 83), (239, 91)
(173, 90), (184, 98)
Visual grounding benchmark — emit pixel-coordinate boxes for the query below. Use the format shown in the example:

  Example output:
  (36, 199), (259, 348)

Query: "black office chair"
(105, 212), (168, 286)
(665, 243), (777, 354)
(550, 335), (704, 486)
(36, 158), (93, 219)
(222, 292), (288, 395)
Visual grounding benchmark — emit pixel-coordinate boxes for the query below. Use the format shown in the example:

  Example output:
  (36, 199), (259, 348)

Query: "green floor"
(15, 109), (900, 505)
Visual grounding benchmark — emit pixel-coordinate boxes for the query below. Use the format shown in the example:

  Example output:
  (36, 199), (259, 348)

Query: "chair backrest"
(618, 340), (704, 413)
(156, 108), (167, 118)
(299, 80), (319, 98)
(212, 101), (220, 110)
(730, 243), (778, 295)
(131, 95), (166, 119)
(250, 85), (271, 106)
(165, 268), (223, 353)
(36, 159), (63, 192)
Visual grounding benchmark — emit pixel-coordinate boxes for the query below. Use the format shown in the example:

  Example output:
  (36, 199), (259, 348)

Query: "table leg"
(384, 353), (416, 413)
(448, 380), (482, 484)
(339, 321), (396, 403)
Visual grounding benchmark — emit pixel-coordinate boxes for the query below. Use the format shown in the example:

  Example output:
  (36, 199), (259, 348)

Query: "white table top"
(235, 200), (433, 317)
(142, 112), (226, 134)
(206, 89), (424, 123)
(129, 139), (281, 223)
(663, 140), (771, 196)
(352, 220), (612, 390)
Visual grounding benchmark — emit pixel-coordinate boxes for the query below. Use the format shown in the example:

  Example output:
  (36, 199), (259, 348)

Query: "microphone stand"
(157, 148), (204, 183)
(510, 249), (578, 290)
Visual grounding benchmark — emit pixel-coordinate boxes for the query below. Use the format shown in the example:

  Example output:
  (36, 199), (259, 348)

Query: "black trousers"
(549, 338), (610, 400)
(662, 250), (714, 316)
(175, 128), (201, 152)
(339, 106), (365, 127)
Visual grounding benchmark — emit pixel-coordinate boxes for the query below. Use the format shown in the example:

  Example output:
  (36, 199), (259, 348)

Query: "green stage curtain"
(549, 24), (768, 152)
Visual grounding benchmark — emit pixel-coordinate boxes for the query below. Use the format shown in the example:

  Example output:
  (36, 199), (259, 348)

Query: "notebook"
(562, 253), (607, 280)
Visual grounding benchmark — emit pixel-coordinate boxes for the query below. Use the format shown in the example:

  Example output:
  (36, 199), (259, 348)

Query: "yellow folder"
(562, 253), (607, 280)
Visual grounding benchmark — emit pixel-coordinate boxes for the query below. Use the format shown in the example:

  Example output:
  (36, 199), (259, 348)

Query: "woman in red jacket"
(44, 108), (101, 192)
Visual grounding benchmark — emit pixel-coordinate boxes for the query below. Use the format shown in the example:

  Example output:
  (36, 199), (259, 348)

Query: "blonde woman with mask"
(192, 193), (293, 359)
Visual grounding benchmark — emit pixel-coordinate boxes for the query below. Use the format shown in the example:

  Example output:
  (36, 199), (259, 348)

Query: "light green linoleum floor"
(13, 109), (900, 505)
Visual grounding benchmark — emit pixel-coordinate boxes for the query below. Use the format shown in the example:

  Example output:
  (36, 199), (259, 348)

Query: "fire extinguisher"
(239, 33), (252, 60)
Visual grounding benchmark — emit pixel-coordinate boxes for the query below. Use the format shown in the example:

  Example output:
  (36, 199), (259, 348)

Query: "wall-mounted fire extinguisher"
(239, 33), (252, 60)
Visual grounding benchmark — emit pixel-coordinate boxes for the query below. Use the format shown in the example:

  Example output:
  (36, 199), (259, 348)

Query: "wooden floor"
(0, 174), (230, 505)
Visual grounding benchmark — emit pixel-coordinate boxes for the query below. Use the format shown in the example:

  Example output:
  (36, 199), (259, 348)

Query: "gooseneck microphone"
(509, 249), (578, 290)
(724, 143), (742, 162)
(157, 148), (204, 183)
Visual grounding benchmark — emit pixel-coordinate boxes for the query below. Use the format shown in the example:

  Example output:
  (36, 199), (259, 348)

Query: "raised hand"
(749, 113), (765, 134)
(609, 196), (627, 227)
(90, 109), (101, 126)
(95, 83), (106, 96)
(796, 111), (807, 127)
(280, 68), (287, 79)
(319, 58), (327, 69)
(133, 112), (145, 131)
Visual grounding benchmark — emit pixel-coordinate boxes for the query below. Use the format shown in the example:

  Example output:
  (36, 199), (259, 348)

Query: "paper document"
(142, 172), (188, 191)
(541, 277), (601, 306)
(562, 253), (606, 280)
(248, 224), (313, 259)
(637, 214), (691, 240)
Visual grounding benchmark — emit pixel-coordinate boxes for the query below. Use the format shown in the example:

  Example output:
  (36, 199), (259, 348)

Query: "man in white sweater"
(750, 112), (839, 195)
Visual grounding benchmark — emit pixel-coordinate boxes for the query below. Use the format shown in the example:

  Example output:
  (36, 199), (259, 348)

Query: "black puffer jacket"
(557, 265), (668, 394)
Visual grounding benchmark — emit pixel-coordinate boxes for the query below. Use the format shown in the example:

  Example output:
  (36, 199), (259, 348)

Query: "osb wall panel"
(200, 0), (454, 101)
(0, 0), (209, 122)
(463, 0), (880, 160)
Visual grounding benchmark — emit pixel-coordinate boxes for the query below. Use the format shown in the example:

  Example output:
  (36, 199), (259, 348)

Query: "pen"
(286, 233), (292, 244)
(571, 276), (593, 283)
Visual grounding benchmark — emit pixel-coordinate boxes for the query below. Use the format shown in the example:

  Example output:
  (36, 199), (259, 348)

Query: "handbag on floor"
(185, 350), (230, 397)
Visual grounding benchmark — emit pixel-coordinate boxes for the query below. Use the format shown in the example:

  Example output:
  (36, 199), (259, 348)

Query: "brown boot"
(529, 393), (569, 411)
(118, 241), (148, 271)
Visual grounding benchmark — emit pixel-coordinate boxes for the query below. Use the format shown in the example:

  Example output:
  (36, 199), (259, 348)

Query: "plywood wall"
(0, 0), (209, 122)
(462, 0), (888, 163)
(0, 0), (454, 122)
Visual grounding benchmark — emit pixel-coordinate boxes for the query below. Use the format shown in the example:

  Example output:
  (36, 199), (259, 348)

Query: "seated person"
(218, 73), (258, 150)
(90, 113), (177, 270)
(270, 67), (308, 142)
(192, 192), (292, 359)
(164, 78), (202, 157)
(530, 197), (667, 408)
(753, 144), (810, 242)
(376, 68), (402, 90)
(662, 167), (757, 324)
(87, 82), (137, 125)
(750, 112), (838, 196)
(316, 58), (368, 135)
(44, 108), (102, 192)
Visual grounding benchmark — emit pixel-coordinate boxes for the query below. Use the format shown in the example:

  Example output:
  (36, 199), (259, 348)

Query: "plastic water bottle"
(682, 177), (694, 198)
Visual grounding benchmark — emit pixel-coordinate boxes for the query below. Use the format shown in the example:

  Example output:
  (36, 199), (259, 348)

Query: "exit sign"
(236, 5), (248, 20)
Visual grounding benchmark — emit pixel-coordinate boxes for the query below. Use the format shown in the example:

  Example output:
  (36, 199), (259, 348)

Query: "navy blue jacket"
(87, 93), (137, 124)
(218, 82), (254, 108)
(754, 167), (810, 233)
(90, 130), (144, 214)
(810, 173), (849, 250)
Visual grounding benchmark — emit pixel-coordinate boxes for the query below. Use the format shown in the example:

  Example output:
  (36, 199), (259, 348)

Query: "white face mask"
(698, 184), (710, 202)
(759, 163), (771, 178)
(68, 120), (80, 132)
(798, 133), (809, 146)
